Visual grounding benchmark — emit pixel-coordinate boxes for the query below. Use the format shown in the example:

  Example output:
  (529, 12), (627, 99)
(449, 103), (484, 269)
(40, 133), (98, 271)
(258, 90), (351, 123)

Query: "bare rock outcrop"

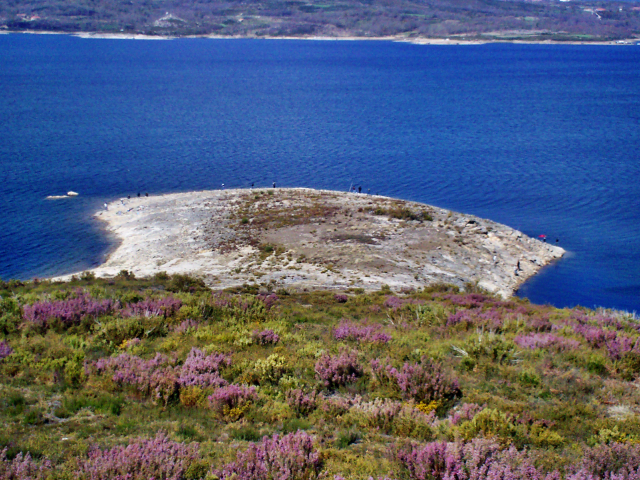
(56, 188), (564, 297)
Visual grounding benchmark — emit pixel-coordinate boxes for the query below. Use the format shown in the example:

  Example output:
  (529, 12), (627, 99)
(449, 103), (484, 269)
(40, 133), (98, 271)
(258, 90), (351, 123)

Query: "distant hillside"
(1, 0), (640, 41)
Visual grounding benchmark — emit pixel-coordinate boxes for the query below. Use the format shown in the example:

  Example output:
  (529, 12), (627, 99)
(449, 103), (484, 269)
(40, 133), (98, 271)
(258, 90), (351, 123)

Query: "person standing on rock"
(273, 182), (276, 188)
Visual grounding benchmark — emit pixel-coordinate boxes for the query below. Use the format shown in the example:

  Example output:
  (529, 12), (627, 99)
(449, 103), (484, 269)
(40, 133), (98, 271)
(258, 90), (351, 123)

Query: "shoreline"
(4, 30), (639, 45)
(52, 188), (565, 298)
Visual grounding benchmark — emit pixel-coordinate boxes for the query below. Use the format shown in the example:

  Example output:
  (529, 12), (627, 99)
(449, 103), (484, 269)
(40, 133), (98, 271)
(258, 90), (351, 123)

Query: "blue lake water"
(1, 34), (639, 312)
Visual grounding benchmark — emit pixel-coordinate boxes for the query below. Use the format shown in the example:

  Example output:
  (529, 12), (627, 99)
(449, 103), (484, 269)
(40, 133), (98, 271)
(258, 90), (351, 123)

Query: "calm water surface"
(1, 34), (639, 312)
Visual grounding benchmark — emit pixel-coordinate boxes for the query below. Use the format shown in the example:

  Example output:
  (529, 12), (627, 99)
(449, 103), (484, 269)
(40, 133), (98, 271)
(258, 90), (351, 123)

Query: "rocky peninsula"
(64, 188), (564, 297)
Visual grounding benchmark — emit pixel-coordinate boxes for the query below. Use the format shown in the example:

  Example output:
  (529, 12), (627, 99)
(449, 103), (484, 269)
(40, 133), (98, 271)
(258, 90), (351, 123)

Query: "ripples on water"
(0, 35), (638, 312)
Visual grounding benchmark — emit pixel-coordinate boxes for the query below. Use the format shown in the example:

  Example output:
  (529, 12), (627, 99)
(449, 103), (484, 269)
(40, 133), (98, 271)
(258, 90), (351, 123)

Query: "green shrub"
(185, 461), (210, 480)
(62, 392), (124, 416)
(587, 354), (607, 375)
(518, 369), (541, 387)
(253, 354), (289, 385)
(282, 418), (312, 433)
(177, 424), (202, 441)
(23, 409), (45, 426)
(98, 316), (145, 345)
(230, 425), (262, 442)
(335, 429), (360, 448)
(459, 408), (523, 445)
(168, 274), (207, 293)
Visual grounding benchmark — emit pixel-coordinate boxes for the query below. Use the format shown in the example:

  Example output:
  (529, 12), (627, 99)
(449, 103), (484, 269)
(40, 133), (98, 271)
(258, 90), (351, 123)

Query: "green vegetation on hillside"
(1, 274), (640, 478)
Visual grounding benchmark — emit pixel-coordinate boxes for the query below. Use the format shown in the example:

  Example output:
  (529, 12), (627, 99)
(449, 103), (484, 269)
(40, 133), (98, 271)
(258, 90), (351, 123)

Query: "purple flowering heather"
(256, 293), (279, 310)
(526, 316), (555, 333)
(208, 384), (257, 414)
(571, 442), (640, 479)
(443, 293), (493, 308)
(573, 324), (617, 349)
(172, 318), (200, 334)
(121, 296), (182, 318)
(253, 329), (280, 346)
(216, 431), (322, 480)
(450, 403), (483, 426)
(286, 389), (318, 415)
(315, 349), (363, 388)
(178, 348), (231, 388)
(606, 335), (640, 361)
(446, 308), (504, 330)
(0, 448), (53, 479)
(514, 333), (581, 351)
(382, 296), (424, 310)
(383, 296), (404, 310)
(397, 439), (560, 480)
(95, 348), (231, 401)
(0, 341), (12, 361)
(320, 395), (356, 416)
(334, 294), (348, 303)
(22, 291), (117, 329)
(371, 357), (461, 404)
(333, 320), (391, 344)
(74, 432), (199, 480)
(95, 352), (180, 403)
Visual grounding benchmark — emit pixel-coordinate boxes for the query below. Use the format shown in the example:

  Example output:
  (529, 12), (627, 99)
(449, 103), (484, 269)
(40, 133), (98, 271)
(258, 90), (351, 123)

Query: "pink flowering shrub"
(334, 294), (348, 303)
(397, 438), (558, 480)
(441, 293), (495, 308)
(446, 308), (504, 330)
(256, 293), (279, 310)
(22, 291), (117, 330)
(0, 341), (12, 361)
(0, 449), (53, 479)
(253, 329), (280, 345)
(371, 357), (461, 405)
(574, 324), (617, 349)
(315, 350), (364, 389)
(384, 296), (420, 310)
(172, 318), (199, 334)
(21, 292), (183, 332)
(570, 442), (640, 479)
(320, 395), (357, 417)
(333, 320), (391, 344)
(94, 348), (230, 403)
(286, 389), (318, 416)
(121, 296), (182, 318)
(95, 352), (179, 404)
(208, 384), (257, 415)
(514, 333), (581, 351)
(215, 431), (322, 480)
(178, 348), (231, 388)
(74, 432), (199, 480)
(526, 316), (555, 333)
(450, 403), (484, 426)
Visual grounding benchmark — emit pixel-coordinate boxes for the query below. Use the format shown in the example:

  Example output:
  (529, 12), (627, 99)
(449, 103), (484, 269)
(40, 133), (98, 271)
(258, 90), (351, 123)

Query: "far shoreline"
(3, 29), (639, 46)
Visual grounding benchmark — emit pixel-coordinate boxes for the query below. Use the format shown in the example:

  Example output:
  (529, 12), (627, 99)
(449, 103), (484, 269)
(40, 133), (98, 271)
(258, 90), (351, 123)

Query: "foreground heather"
(1, 275), (640, 479)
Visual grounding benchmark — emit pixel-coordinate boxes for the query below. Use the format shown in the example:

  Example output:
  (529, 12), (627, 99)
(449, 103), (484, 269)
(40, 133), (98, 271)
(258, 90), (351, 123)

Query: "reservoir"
(0, 34), (638, 312)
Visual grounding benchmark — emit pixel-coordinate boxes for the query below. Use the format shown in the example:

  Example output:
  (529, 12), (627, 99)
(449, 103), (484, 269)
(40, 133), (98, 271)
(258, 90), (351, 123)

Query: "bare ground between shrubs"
(54, 188), (564, 297)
